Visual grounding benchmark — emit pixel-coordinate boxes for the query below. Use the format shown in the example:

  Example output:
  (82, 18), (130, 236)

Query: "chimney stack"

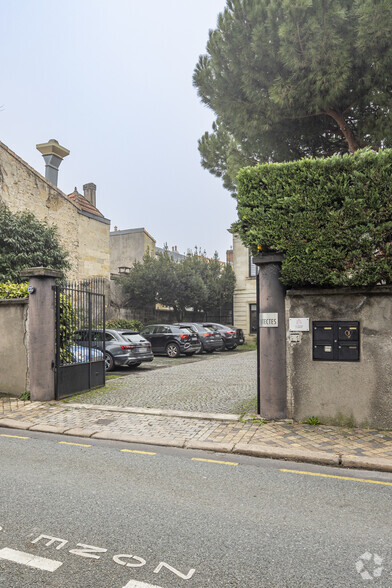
(36, 139), (70, 186)
(226, 248), (234, 264)
(83, 183), (96, 207)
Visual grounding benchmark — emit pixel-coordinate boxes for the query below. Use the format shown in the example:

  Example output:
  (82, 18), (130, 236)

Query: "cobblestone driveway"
(67, 350), (257, 414)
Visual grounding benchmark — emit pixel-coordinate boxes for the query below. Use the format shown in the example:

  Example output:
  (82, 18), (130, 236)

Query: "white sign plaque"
(259, 312), (278, 328)
(289, 317), (309, 332)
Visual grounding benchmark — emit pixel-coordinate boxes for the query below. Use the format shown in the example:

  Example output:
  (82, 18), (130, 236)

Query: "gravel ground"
(66, 350), (257, 414)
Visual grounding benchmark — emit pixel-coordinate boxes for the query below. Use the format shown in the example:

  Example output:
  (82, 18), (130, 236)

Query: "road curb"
(63, 428), (97, 438)
(63, 403), (240, 422)
(341, 454), (392, 473)
(185, 440), (235, 453)
(29, 424), (69, 434)
(232, 443), (341, 466)
(91, 431), (187, 448)
(0, 418), (34, 430)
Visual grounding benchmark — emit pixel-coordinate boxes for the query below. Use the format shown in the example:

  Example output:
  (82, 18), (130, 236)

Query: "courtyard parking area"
(67, 350), (257, 414)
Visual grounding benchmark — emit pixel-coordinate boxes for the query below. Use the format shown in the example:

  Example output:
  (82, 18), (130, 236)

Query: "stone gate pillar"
(20, 267), (63, 401)
(253, 253), (286, 419)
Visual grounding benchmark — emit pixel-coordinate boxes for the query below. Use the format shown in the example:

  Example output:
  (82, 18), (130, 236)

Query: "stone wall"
(286, 287), (392, 429)
(110, 228), (156, 274)
(0, 141), (110, 281)
(233, 235), (256, 341)
(78, 212), (110, 279)
(0, 299), (29, 396)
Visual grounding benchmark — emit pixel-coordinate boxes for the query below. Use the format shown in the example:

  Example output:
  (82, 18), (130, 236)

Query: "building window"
(249, 252), (257, 277)
(250, 304), (258, 333)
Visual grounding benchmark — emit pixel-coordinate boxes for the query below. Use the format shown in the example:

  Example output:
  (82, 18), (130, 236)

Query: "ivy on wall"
(0, 281), (29, 299)
(234, 149), (392, 287)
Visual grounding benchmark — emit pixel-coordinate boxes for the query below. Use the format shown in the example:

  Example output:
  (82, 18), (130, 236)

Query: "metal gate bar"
(54, 278), (105, 400)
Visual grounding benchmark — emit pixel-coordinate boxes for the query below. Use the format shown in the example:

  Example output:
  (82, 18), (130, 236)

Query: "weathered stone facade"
(110, 227), (156, 275)
(0, 299), (29, 395)
(0, 141), (110, 281)
(233, 234), (257, 342)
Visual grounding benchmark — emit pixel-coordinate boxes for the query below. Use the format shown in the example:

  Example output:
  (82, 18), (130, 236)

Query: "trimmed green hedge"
(105, 318), (143, 331)
(234, 149), (392, 287)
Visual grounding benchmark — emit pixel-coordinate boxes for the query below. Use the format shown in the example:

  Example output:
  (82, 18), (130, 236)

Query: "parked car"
(68, 345), (104, 364)
(139, 324), (202, 357)
(202, 322), (243, 350)
(73, 329), (154, 371)
(173, 322), (223, 353)
(231, 326), (245, 345)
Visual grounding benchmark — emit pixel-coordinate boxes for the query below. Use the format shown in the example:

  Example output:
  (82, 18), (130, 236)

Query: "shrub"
(235, 149), (392, 287)
(106, 318), (143, 331)
(57, 293), (77, 363)
(0, 205), (70, 282)
(0, 281), (29, 299)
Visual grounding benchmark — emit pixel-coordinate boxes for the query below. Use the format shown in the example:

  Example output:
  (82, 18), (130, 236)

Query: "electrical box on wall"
(313, 321), (360, 362)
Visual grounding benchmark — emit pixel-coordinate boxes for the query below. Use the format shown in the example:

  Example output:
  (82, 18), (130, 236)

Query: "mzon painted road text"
(31, 533), (195, 580)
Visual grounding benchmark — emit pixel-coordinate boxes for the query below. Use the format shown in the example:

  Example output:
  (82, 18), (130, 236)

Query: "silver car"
(73, 329), (154, 371)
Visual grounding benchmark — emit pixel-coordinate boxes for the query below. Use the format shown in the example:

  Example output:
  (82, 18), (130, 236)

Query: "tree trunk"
(325, 109), (361, 153)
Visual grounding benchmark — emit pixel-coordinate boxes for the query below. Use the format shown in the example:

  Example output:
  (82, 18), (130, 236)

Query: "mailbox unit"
(313, 321), (360, 362)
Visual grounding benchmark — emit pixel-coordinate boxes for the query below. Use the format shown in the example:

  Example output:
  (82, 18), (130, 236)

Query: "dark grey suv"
(174, 323), (223, 353)
(139, 324), (201, 357)
(73, 329), (154, 371)
(202, 322), (242, 350)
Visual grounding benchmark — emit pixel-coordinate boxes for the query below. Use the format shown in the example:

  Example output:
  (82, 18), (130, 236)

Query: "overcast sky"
(1, 0), (235, 260)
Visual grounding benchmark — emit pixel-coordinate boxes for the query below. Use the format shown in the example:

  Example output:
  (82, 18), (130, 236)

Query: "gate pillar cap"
(20, 267), (63, 279)
(253, 253), (284, 266)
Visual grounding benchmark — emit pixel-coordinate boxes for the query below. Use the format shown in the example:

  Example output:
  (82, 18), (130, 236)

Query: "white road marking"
(123, 580), (163, 588)
(69, 543), (107, 559)
(153, 561), (195, 579)
(0, 547), (63, 572)
(31, 534), (68, 550)
(113, 554), (146, 567)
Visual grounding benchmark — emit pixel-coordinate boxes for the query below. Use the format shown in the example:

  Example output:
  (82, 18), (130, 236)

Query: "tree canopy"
(0, 205), (70, 281)
(193, 0), (392, 193)
(119, 249), (236, 321)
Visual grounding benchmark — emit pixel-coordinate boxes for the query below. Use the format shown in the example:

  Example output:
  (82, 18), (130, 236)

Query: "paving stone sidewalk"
(64, 351), (258, 414)
(1, 398), (391, 473)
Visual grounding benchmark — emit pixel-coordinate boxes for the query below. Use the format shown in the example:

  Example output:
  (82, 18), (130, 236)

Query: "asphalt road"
(0, 429), (391, 588)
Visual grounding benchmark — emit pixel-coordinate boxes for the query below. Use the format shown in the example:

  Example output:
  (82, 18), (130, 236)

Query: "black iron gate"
(54, 278), (106, 400)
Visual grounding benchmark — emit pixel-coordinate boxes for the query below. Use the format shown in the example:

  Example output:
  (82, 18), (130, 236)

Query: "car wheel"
(227, 344), (238, 351)
(104, 352), (114, 371)
(166, 342), (180, 358)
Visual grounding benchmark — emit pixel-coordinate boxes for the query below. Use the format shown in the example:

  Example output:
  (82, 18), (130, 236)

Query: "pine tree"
(193, 0), (392, 192)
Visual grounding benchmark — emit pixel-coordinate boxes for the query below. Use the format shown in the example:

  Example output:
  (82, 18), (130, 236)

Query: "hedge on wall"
(234, 149), (392, 287)
(0, 281), (29, 299)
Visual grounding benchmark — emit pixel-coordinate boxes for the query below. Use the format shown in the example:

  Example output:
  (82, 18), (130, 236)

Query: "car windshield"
(122, 333), (148, 343)
(180, 325), (197, 333)
(179, 326), (193, 334)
